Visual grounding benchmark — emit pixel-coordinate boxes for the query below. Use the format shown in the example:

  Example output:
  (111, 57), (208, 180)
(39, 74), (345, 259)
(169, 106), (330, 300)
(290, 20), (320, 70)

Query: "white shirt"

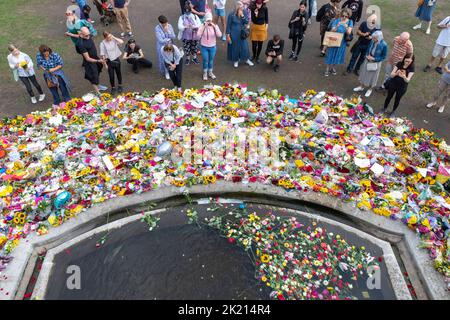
(436, 16), (450, 47)
(213, 0), (226, 10)
(100, 39), (122, 61)
(7, 52), (35, 77)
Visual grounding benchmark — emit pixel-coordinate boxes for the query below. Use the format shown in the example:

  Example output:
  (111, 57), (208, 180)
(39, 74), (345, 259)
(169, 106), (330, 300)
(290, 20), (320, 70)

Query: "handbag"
(322, 31), (343, 47)
(46, 75), (58, 88)
(366, 62), (378, 71)
(241, 26), (250, 39)
(417, 0), (424, 6)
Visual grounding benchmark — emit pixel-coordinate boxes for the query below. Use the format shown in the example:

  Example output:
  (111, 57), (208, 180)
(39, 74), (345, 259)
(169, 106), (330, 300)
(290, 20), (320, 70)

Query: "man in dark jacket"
(342, 0), (363, 23)
(265, 34), (284, 72)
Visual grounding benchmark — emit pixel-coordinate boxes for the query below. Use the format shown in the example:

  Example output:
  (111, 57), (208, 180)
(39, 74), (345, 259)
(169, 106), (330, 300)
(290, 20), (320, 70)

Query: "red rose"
(228, 237), (236, 244)
(232, 176), (242, 183)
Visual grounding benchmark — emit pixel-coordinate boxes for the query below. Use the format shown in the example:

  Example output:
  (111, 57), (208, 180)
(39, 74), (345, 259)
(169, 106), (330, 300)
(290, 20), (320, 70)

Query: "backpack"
(316, 3), (329, 22)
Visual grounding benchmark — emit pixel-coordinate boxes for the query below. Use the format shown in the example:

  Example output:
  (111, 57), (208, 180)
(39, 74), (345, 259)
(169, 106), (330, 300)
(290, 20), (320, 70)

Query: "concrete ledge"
(1, 181), (448, 300)
(31, 206), (410, 300)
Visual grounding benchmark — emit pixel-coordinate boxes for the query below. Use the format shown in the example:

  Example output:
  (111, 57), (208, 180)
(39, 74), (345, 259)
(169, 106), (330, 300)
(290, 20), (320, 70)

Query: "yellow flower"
(261, 254), (270, 263)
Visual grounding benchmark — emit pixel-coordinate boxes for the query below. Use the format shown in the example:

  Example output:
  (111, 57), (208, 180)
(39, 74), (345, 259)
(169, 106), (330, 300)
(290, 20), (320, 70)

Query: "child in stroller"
(93, 0), (116, 26)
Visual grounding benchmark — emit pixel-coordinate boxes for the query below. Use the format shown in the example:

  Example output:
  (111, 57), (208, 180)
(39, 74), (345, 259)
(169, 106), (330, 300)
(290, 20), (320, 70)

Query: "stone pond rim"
(2, 181), (449, 300)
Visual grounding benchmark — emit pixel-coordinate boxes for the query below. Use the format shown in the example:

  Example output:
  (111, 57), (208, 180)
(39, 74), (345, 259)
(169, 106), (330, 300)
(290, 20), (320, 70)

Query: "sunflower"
(261, 254), (270, 263)
(203, 175), (216, 185)
(382, 118), (390, 125)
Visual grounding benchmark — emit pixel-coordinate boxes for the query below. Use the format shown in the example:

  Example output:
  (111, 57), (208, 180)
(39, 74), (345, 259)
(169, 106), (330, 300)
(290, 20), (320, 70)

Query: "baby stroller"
(93, 0), (116, 26)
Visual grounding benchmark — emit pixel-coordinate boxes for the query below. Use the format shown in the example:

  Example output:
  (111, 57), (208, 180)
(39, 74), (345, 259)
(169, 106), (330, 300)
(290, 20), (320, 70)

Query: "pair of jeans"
(200, 45), (217, 70)
(49, 75), (71, 105)
(107, 58), (122, 88)
(347, 43), (369, 72)
(19, 75), (43, 97)
(167, 61), (183, 88)
(127, 58), (152, 73)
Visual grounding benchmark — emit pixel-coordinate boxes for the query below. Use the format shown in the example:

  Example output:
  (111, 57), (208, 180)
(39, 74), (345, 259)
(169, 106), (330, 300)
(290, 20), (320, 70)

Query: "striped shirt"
(388, 36), (413, 65)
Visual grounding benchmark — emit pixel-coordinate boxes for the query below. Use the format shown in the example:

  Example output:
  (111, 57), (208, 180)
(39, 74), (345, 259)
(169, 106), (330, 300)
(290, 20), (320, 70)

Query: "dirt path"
(0, 0), (448, 140)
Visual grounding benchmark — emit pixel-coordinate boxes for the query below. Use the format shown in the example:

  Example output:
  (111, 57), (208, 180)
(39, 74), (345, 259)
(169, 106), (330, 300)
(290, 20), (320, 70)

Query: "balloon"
(54, 191), (72, 209)
(156, 141), (172, 157)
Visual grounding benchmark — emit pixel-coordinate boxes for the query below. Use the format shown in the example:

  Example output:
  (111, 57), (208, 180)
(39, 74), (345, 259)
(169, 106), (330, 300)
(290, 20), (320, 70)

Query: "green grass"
(0, 0), (69, 79)
(371, 0), (450, 99)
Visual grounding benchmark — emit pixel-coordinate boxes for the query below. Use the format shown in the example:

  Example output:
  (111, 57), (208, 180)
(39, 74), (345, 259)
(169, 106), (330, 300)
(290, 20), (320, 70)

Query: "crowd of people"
(5, 0), (450, 114)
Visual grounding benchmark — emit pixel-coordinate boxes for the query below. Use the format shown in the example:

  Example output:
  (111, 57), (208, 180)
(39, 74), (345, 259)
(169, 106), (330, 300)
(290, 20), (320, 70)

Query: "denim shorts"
(215, 8), (225, 17)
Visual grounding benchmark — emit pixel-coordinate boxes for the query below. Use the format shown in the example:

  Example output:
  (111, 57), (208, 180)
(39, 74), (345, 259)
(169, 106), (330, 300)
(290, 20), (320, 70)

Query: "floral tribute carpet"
(0, 83), (449, 288)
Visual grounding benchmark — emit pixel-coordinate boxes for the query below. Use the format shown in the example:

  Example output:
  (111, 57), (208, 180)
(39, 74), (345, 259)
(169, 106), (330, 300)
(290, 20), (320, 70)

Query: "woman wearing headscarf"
(346, 14), (378, 76)
(353, 31), (387, 97)
(226, 1), (254, 68)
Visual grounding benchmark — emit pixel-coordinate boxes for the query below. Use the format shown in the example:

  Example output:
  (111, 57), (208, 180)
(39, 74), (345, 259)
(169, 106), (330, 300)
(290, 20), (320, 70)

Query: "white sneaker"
(353, 86), (364, 92)
(208, 71), (216, 79)
(165, 72), (170, 80)
(438, 105), (445, 113)
(365, 89), (373, 97)
(98, 84), (108, 91)
(412, 23), (422, 30)
(38, 94), (45, 101)
(426, 28), (431, 35)
(31, 96), (37, 104)
(120, 32), (125, 38)
(246, 59), (254, 66)
(203, 71), (208, 81)
(233, 61), (239, 68)
(426, 102), (436, 108)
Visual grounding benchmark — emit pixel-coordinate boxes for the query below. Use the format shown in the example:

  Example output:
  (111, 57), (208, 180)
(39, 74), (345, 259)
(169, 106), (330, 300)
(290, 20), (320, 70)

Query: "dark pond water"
(44, 203), (396, 300)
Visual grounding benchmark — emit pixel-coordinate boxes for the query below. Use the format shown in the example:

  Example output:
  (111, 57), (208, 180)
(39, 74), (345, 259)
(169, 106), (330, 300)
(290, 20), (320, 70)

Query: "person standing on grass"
(382, 54), (415, 117)
(380, 32), (413, 89)
(123, 38), (153, 73)
(100, 31), (124, 95)
(65, 10), (97, 46)
(213, 0), (227, 41)
(316, 0), (341, 56)
(156, 15), (176, 80)
(413, 0), (437, 35)
(75, 27), (107, 95)
(178, 1), (202, 65)
(7, 45), (45, 104)
(288, 1), (308, 62)
(36, 45), (71, 107)
(197, 12), (222, 80)
(423, 15), (450, 74)
(265, 34), (284, 72)
(110, 0), (133, 38)
(324, 9), (353, 77)
(353, 31), (387, 98)
(426, 60), (450, 113)
(250, 0), (269, 64)
(161, 43), (184, 91)
(346, 14), (377, 76)
(341, 0), (363, 24)
(226, 1), (254, 68)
